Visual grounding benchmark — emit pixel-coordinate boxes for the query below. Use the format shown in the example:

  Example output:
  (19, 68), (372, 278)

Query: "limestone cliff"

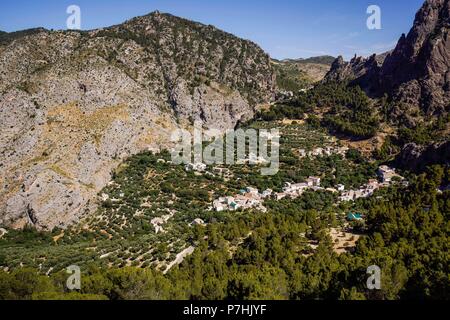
(325, 0), (449, 118)
(0, 12), (275, 229)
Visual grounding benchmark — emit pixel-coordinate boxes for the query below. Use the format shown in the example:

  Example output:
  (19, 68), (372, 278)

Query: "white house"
(213, 198), (226, 212)
(151, 217), (165, 234)
(377, 165), (396, 183)
(276, 193), (287, 200)
(192, 218), (206, 227)
(246, 187), (259, 196)
(307, 176), (321, 187)
(339, 191), (356, 202)
(261, 189), (273, 198)
(185, 162), (207, 172)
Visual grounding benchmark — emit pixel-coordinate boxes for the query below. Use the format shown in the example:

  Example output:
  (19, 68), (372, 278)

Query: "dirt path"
(163, 246), (195, 274)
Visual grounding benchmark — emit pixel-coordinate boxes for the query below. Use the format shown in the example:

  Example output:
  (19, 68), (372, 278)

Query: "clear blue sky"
(0, 0), (424, 60)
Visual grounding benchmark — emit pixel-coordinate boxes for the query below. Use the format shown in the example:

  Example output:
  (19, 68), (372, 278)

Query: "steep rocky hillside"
(325, 0), (449, 120)
(323, 0), (449, 170)
(380, 0), (449, 116)
(0, 12), (275, 230)
(395, 140), (450, 171)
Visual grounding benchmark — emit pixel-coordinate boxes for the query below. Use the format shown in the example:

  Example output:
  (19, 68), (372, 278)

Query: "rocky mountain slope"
(325, 0), (449, 119)
(323, 0), (449, 171)
(396, 140), (450, 171)
(0, 12), (275, 230)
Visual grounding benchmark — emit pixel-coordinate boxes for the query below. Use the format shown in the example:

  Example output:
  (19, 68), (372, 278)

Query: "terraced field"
(0, 121), (382, 273)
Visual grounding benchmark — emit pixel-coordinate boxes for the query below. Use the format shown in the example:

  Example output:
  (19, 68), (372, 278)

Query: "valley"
(0, 0), (448, 301)
(0, 120), (381, 272)
(1, 113), (447, 300)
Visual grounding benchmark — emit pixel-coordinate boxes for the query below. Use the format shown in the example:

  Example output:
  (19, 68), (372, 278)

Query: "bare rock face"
(325, 56), (353, 82)
(396, 141), (450, 172)
(325, 54), (382, 95)
(0, 12), (275, 230)
(168, 80), (253, 131)
(325, 0), (449, 117)
(381, 0), (450, 115)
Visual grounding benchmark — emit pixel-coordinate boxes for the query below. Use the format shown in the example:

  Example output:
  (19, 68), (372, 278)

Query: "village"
(339, 165), (406, 202)
(211, 186), (271, 213)
(137, 142), (410, 262)
(210, 165), (406, 213)
(150, 157), (406, 235)
(298, 145), (349, 159)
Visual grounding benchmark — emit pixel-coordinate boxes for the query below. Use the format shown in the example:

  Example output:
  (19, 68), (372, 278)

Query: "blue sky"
(0, 0), (424, 60)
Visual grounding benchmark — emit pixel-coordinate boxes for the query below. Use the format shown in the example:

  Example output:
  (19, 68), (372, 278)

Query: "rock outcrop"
(396, 141), (450, 172)
(381, 0), (449, 115)
(0, 12), (275, 229)
(325, 0), (449, 116)
(324, 54), (382, 95)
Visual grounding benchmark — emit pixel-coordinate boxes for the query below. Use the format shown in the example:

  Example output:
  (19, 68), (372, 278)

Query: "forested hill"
(272, 56), (334, 92)
(0, 165), (447, 300)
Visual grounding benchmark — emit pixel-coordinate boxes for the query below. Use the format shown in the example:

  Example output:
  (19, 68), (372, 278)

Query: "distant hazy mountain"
(272, 55), (335, 91)
(281, 55), (336, 65)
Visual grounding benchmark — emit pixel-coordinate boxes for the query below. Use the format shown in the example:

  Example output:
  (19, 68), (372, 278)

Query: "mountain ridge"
(280, 55), (336, 65)
(0, 11), (275, 230)
(325, 0), (449, 122)
(272, 55), (334, 91)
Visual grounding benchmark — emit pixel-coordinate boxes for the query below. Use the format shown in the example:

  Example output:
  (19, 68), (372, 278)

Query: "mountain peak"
(0, 10), (275, 230)
(325, 0), (449, 119)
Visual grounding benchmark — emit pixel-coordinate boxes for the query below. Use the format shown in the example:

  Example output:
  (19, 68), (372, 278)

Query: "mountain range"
(0, 12), (275, 229)
(0, 0), (448, 230)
